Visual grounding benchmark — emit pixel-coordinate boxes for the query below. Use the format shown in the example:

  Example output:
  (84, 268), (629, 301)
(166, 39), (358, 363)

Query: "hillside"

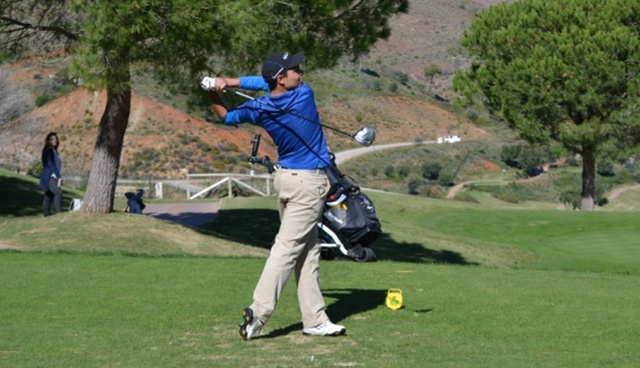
(0, 0), (511, 178)
(361, 0), (514, 100)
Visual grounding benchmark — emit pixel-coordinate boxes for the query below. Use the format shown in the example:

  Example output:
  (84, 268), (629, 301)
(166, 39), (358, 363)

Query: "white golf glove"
(200, 76), (216, 91)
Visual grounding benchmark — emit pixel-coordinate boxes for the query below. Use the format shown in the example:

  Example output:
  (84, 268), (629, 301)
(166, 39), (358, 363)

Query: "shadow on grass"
(262, 288), (386, 339)
(0, 176), (80, 217)
(0, 176), (47, 217)
(147, 212), (218, 227)
(1, 171), (475, 266)
(200, 208), (477, 266)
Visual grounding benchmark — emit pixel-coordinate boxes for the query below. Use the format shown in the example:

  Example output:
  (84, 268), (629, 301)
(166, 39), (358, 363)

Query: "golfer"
(201, 52), (346, 340)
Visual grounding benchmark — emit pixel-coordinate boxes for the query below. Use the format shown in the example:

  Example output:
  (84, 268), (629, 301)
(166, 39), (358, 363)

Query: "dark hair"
(42, 132), (59, 161)
(267, 79), (278, 91)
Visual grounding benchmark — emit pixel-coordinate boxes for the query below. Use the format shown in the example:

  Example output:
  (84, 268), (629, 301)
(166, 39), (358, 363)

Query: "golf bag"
(246, 133), (381, 261)
(323, 164), (382, 248)
(125, 189), (146, 214)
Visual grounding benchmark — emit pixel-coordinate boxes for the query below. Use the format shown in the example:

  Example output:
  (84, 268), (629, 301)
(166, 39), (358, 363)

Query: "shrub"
(421, 185), (444, 198)
(407, 176), (423, 195)
(565, 156), (581, 167)
(29, 161), (43, 178)
(493, 183), (522, 203)
(384, 165), (395, 178)
(35, 94), (55, 107)
(397, 164), (411, 179)
(559, 187), (581, 210)
(212, 160), (225, 171)
(467, 110), (479, 122)
(421, 161), (441, 180)
(438, 170), (455, 186)
(453, 193), (479, 203)
(597, 160), (615, 176)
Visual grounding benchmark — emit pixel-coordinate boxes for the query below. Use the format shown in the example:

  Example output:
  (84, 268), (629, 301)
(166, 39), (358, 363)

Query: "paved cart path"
(143, 143), (420, 226)
(144, 202), (220, 226)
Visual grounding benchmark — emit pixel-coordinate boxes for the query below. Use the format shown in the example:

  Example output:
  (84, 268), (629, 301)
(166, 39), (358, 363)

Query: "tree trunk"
(581, 149), (596, 211)
(81, 80), (131, 213)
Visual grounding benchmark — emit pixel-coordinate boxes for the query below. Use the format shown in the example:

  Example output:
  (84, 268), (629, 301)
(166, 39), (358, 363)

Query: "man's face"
(279, 66), (304, 89)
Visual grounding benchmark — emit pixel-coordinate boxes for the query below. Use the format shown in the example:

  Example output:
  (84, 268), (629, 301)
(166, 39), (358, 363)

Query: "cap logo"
(283, 53), (289, 60)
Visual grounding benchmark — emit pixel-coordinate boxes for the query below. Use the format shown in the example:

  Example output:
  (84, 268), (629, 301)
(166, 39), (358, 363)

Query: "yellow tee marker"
(385, 288), (403, 310)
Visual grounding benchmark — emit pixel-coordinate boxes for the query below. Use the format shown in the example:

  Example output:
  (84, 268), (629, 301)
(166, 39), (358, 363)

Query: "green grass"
(2, 168), (640, 367)
(418, 208), (640, 273)
(2, 253), (639, 368)
(0, 169), (85, 217)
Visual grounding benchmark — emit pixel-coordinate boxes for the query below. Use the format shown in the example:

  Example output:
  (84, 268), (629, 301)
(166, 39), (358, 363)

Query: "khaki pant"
(250, 168), (330, 329)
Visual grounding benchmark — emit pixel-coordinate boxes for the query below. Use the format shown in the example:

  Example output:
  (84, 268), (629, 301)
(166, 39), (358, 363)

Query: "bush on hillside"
(421, 184), (444, 199)
(597, 160), (614, 176)
(438, 170), (455, 186)
(397, 164), (411, 179)
(29, 161), (43, 178)
(384, 165), (395, 178)
(565, 156), (581, 167)
(453, 192), (479, 203)
(421, 161), (442, 180)
(407, 175), (423, 195)
(35, 93), (55, 107)
(559, 185), (608, 210)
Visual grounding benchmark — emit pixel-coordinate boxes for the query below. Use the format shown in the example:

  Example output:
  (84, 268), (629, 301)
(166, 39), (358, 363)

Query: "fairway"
(418, 208), (640, 273)
(2, 168), (640, 367)
(1, 253), (639, 367)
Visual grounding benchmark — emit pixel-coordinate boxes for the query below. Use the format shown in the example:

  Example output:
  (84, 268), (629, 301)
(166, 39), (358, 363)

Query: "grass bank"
(1, 253), (638, 367)
(2, 168), (640, 367)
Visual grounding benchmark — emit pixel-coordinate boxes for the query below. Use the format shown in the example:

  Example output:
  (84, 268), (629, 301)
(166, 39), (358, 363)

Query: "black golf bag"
(125, 189), (146, 214)
(246, 133), (381, 261)
(323, 163), (382, 255)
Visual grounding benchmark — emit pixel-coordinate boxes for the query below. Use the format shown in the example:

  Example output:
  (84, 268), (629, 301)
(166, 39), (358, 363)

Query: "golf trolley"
(247, 134), (380, 262)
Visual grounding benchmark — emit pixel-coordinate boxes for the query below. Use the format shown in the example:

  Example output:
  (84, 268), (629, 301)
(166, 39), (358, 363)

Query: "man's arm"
(210, 76), (268, 92)
(200, 75), (267, 121)
(207, 91), (229, 120)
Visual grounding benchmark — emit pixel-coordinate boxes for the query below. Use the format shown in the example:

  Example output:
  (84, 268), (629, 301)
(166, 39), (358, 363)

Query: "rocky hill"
(1, 0), (509, 179)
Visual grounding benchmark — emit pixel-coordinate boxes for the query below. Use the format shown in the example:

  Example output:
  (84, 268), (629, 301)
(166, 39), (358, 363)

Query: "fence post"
(228, 175), (232, 198)
(155, 182), (163, 199)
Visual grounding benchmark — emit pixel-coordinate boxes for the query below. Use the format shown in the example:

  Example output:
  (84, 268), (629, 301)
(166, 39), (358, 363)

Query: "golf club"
(227, 88), (376, 146)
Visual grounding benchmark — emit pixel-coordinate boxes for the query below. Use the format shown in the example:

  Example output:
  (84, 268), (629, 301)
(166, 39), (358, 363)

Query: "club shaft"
(228, 89), (356, 139)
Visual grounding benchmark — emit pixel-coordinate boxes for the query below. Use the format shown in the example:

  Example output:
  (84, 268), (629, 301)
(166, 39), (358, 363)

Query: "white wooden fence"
(186, 173), (274, 199)
(115, 173), (275, 200)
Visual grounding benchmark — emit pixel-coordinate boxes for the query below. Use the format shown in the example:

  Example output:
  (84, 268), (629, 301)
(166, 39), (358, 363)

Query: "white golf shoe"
(303, 320), (346, 336)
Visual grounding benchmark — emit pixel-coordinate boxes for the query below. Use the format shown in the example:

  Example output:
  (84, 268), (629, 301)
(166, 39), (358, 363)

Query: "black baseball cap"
(261, 52), (304, 83)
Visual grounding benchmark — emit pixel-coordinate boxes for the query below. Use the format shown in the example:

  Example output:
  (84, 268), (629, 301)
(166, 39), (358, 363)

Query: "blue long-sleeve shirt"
(221, 77), (331, 170)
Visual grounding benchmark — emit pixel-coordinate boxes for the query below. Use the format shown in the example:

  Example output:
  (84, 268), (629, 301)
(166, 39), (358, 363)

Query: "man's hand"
(200, 76), (216, 91)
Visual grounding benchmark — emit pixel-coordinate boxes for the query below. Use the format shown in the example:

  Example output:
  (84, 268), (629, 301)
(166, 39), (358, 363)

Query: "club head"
(353, 126), (376, 146)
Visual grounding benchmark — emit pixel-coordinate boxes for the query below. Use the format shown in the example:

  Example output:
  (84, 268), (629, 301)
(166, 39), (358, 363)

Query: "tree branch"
(0, 16), (78, 41)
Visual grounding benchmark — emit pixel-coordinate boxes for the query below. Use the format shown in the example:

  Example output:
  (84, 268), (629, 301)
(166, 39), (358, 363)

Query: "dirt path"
(448, 174), (640, 203)
(608, 184), (640, 200)
(445, 176), (526, 199)
(446, 182), (467, 199)
(0, 240), (19, 250)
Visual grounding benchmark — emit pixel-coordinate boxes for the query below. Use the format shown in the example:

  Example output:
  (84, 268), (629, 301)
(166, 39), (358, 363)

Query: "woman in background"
(39, 132), (63, 216)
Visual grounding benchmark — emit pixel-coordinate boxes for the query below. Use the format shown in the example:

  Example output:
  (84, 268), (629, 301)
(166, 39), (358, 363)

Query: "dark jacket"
(39, 148), (62, 191)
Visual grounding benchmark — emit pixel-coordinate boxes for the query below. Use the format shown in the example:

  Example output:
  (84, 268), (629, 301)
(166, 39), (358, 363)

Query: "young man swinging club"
(200, 51), (346, 340)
